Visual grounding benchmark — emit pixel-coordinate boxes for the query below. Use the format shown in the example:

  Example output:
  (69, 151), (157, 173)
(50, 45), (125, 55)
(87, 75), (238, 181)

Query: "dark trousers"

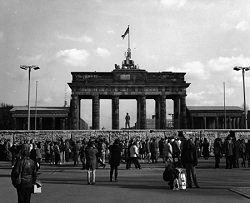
(17, 187), (32, 203)
(226, 155), (233, 169)
(131, 157), (141, 168)
(110, 165), (118, 181)
(185, 163), (199, 188)
(214, 154), (221, 168)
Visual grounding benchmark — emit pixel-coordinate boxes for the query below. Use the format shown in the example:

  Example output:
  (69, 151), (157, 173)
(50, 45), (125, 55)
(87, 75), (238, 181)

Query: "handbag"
(32, 180), (42, 194)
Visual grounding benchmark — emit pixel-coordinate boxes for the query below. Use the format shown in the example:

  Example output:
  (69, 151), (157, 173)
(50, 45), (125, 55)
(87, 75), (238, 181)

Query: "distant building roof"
(10, 106), (70, 118)
(187, 106), (243, 111)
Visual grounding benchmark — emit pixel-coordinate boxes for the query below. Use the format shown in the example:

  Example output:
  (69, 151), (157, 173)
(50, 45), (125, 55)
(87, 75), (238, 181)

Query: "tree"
(0, 103), (14, 130)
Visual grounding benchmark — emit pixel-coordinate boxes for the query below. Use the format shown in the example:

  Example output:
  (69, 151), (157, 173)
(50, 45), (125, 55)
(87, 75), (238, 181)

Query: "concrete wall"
(1, 129), (250, 146)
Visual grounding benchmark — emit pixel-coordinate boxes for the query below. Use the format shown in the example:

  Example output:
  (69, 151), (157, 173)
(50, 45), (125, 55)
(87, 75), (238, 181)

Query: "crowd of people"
(2, 133), (250, 198)
(2, 135), (250, 170)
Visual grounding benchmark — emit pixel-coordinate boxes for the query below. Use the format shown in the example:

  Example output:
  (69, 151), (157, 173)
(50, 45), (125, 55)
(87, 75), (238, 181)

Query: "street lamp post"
(233, 66), (250, 129)
(20, 65), (40, 130)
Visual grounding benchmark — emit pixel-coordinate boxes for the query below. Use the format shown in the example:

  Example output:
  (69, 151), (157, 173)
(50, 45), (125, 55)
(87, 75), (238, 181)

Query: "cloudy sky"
(1, 0), (250, 129)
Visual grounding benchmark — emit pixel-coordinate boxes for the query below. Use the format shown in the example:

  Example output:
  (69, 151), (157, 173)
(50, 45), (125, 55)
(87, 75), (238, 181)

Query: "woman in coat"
(85, 140), (98, 185)
(109, 139), (122, 182)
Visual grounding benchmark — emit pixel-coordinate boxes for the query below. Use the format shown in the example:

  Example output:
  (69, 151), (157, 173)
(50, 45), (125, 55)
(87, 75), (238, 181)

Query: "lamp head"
(20, 65), (28, 70)
(33, 66), (40, 70)
(233, 66), (241, 71)
(245, 67), (250, 71)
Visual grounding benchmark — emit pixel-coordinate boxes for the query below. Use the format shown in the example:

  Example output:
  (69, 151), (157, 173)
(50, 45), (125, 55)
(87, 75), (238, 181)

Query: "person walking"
(181, 138), (200, 188)
(109, 139), (122, 182)
(85, 141), (98, 185)
(129, 142), (141, 169)
(11, 144), (37, 203)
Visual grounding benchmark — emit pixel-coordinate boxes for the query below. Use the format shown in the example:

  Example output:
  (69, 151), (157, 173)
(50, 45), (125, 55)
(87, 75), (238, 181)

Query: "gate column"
(180, 95), (187, 129)
(173, 96), (180, 129)
(112, 96), (119, 129)
(160, 95), (166, 129)
(92, 95), (100, 130)
(70, 94), (80, 130)
(140, 95), (146, 129)
(155, 96), (160, 129)
(136, 96), (141, 129)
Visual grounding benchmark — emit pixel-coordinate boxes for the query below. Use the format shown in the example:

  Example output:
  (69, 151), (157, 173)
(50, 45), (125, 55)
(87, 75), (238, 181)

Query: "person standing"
(109, 139), (122, 182)
(85, 141), (98, 185)
(9, 142), (20, 168)
(54, 142), (60, 165)
(158, 138), (164, 163)
(239, 139), (246, 167)
(11, 144), (37, 203)
(201, 138), (210, 160)
(30, 144), (37, 169)
(73, 141), (80, 166)
(125, 113), (130, 129)
(150, 138), (158, 163)
(59, 140), (65, 165)
(224, 136), (234, 169)
(213, 138), (222, 168)
(36, 144), (42, 170)
(181, 138), (200, 188)
(163, 138), (173, 163)
(233, 138), (240, 168)
(171, 138), (181, 162)
(144, 138), (151, 163)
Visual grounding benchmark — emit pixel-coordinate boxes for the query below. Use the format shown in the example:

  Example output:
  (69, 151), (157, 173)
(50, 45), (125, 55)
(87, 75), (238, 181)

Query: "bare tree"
(0, 103), (14, 130)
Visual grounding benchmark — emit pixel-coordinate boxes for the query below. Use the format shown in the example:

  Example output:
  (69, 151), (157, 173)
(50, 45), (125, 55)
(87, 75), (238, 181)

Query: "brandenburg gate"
(68, 48), (190, 130)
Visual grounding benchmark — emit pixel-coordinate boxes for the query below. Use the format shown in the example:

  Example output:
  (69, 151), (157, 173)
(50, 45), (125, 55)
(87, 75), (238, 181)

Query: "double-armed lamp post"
(20, 65), (40, 130)
(233, 66), (250, 129)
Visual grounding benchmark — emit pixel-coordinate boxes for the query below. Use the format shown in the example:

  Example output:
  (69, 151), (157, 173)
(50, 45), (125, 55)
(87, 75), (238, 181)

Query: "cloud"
(107, 30), (115, 34)
(208, 55), (250, 72)
(56, 34), (93, 43)
(0, 31), (4, 42)
(95, 47), (111, 57)
(168, 61), (209, 80)
(160, 0), (187, 8)
(236, 21), (249, 32)
(40, 97), (53, 105)
(55, 49), (90, 67)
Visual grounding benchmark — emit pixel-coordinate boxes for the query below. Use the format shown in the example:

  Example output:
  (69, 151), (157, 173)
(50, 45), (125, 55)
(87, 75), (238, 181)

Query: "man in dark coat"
(11, 144), (37, 203)
(109, 139), (122, 182)
(181, 139), (200, 188)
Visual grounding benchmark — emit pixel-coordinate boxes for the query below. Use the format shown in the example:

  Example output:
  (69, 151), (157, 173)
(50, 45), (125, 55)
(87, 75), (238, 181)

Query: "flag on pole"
(121, 26), (129, 39)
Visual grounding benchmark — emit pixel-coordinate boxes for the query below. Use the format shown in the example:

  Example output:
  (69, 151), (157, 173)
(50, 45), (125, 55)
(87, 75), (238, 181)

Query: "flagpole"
(128, 25), (130, 50)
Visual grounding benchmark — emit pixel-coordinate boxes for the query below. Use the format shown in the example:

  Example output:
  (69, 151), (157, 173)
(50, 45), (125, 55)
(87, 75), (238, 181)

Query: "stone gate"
(68, 48), (190, 130)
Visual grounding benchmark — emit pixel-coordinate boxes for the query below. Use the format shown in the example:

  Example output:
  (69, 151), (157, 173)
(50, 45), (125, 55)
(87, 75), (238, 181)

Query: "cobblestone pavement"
(1, 157), (250, 203)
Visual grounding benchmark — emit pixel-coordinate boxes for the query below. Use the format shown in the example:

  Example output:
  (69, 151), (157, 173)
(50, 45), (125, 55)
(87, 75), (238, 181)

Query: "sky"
(1, 0), (250, 129)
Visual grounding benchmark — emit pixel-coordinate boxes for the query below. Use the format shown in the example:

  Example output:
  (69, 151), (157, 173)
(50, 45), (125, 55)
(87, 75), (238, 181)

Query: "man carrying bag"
(11, 144), (37, 203)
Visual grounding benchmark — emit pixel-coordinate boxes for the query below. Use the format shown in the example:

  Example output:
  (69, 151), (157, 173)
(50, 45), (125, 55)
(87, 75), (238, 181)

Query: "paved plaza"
(1, 158), (250, 203)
